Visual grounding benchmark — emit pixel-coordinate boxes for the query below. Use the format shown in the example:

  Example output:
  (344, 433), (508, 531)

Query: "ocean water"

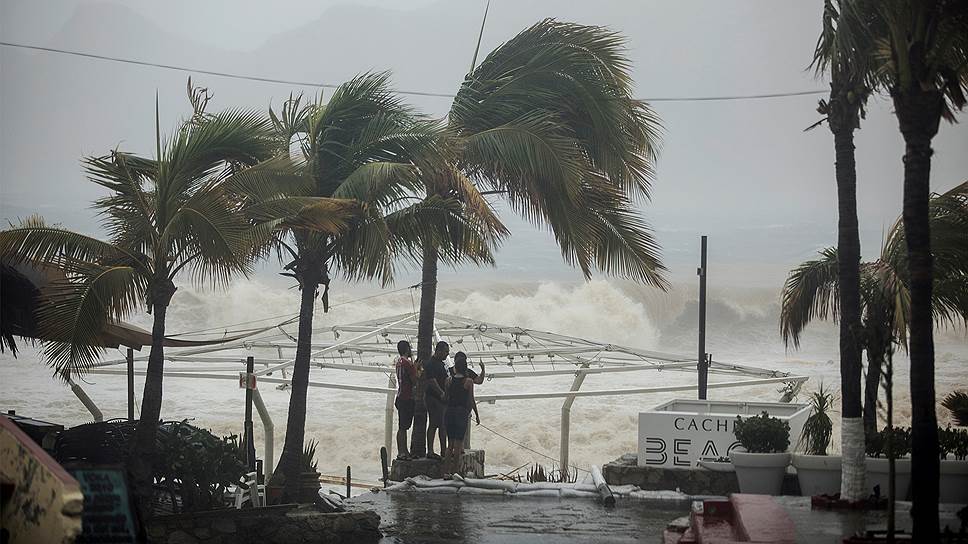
(2, 275), (965, 483)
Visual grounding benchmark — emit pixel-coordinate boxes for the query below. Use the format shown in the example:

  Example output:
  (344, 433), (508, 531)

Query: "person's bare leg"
(396, 426), (409, 458)
(427, 421), (437, 456)
(449, 439), (464, 476)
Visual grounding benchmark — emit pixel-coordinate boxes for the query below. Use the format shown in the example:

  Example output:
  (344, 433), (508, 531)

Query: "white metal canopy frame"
(79, 312), (808, 478)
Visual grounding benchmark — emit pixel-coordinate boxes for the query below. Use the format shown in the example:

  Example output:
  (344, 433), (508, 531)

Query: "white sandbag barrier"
(380, 474), (692, 503)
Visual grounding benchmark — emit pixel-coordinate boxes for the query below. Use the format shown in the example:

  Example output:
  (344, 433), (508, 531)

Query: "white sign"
(637, 399), (810, 468)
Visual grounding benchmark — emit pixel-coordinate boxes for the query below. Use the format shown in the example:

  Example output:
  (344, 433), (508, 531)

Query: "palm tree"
(809, 0), (883, 502)
(780, 180), (968, 459)
(0, 96), (278, 517)
(856, 2), (968, 534)
(249, 74), (504, 501)
(413, 18), (667, 393)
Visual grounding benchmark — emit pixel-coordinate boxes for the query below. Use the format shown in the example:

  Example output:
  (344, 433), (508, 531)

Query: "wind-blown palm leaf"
(780, 247), (840, 348)
(448, 19), (665, 285)
(36, 261), (148, 378)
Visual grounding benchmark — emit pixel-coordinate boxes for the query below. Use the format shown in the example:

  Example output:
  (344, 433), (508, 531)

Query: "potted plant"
(938, 391), (968, 503)
(791, 384), (841, 497)
(864, 426), (912, 499)
(730, 411), (791, 495)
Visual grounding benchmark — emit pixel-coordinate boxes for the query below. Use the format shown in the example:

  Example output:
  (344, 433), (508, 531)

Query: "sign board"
(239, 372), (257, 390)
(638, 399), (810, 468)
(70, 467), (138, 543)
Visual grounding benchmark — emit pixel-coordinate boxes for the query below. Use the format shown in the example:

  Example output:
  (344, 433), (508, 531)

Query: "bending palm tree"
(253, 74), (503, 501)
(810, 0), (881, 501)
(851, 2), (967, 534)
(0, 97), (277, 517)
(413, 20), (667, 423)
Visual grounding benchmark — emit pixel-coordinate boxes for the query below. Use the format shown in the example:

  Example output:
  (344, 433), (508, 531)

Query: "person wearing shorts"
(393, 340), (417, 460)
(443, 352), (475, 476)
(422, 341), (449, 460)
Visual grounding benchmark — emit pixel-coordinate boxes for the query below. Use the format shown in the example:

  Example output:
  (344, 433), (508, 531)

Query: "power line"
(1, 41), (827, 103)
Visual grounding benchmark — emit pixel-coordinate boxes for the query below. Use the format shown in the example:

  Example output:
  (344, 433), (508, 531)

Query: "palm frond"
(780, 247), (840, 348)
(36, 261), (147, 378)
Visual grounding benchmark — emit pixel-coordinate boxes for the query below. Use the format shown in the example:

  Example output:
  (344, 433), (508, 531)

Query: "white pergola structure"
(81, 312), (808, 478)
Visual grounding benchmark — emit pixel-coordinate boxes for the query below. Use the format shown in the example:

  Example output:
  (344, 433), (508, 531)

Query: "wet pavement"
(346, 490), (688, 543)
(346, 490), (967, 543)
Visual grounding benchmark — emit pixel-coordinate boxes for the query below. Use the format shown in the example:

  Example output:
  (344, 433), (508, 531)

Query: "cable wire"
(1, 41), (827, 103)
(477, 423), (587, 475)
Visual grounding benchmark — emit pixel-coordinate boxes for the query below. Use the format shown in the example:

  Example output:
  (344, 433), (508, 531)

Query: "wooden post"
(126, 347), (134, 420)
(698, 235), (709, 400)
(345, 466), (352, 498)
(244, 356), (256, 472)
(380, 446), (389, 487)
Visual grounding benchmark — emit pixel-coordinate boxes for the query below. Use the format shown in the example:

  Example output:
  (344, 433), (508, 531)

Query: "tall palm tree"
(853, 2), (968, 534)
(810, 0), (884, 502)
(250, 74), (504, 501)
(781, 181), (968, 476)
(413, 18), (667, 396)
(0, 97), (278, 517)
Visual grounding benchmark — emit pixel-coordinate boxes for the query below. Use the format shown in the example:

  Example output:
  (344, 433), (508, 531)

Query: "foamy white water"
(1, 278), (965, 482)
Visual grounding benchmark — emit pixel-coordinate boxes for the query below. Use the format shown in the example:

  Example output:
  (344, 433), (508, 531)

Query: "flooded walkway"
(346, 491), (688, 543)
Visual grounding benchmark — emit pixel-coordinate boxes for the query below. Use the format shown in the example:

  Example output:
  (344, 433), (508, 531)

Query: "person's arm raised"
(473, 363), (485, 385)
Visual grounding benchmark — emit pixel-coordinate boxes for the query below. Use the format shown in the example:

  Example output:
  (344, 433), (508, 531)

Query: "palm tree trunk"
(410, 244), (438, 457)
(130, 278), (175, 522)
(863, 344), (883, 438)
(276, 256), (321, 502)
(894, 88), (942, 540)
(830, 95), (866, 502)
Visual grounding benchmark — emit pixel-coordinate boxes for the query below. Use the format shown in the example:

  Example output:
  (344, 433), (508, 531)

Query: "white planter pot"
(731, 452), (791, 495)
(940, 459), (968, 504)
(792, 454), (841, 497)
(865, 457), (911, 500)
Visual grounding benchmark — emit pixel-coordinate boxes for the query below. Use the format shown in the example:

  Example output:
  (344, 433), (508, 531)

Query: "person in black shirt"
(443, 352), (481, 475)
(422, 341), (449, 460)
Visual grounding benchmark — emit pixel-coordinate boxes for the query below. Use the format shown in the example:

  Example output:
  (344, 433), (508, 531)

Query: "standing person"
(393, 340), (417, 460)
(450, 359), (485, 430)
(443, 352), (477, 476)
(423, 341), (449, 460)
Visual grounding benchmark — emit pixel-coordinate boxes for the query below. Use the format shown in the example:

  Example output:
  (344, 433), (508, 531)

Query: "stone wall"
(147, 504), (380, 544)
(603, 454), (801, 496)
(389, 449), (484, 481)
(603, 454), (739, 496)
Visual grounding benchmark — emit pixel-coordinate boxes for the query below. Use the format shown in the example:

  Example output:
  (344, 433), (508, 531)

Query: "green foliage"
(798, 384), (836, 455)
(865, 426), (912, 459)
(942, 390), (968, 427)
(939, 426), (968, 460)
(0, 91), (278, 377)
(781, 183), (968, 351)
(734, 411), (790, 454)
(152, 420), (248, 513)
(301, 438), (319, 473)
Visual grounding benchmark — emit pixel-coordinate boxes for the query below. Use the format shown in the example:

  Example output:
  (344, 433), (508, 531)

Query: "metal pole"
(559, 365), (590, 473)
(698, 235), (709, 400)
(126, 347), (135, 420)
(385, 375), (395, 457)
(68, 379), (103, 422)
(244, 356), (256, 472)
(346, 466), (352, 498)
(252, 388), (274, 479)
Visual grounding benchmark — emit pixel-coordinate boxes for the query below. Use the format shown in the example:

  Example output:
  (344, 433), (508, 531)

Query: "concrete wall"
(0, 415), (83, 544)
(147, 504), (380, 544)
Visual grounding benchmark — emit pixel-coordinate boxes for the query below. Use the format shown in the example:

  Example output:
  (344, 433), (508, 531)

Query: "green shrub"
(153, 420), (247, 512)
(734, 411), (790, 453)
(941, 391), (968, 426)
(865, 426), (912, 458)
(797, 384), (835, 455)
(939, 426), (968, 460)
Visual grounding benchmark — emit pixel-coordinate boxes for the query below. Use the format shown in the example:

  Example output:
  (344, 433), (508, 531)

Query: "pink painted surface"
(730, 494), (795, 544)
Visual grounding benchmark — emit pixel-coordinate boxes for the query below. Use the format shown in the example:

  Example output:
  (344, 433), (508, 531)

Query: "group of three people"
(393, 340), (483, 474)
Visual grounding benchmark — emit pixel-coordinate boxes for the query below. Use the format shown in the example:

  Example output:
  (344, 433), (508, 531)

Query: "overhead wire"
(1, 41), (828, 103)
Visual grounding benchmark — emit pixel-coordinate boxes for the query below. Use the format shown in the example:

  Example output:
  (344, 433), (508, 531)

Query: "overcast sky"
(2, 0), (966, 288)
